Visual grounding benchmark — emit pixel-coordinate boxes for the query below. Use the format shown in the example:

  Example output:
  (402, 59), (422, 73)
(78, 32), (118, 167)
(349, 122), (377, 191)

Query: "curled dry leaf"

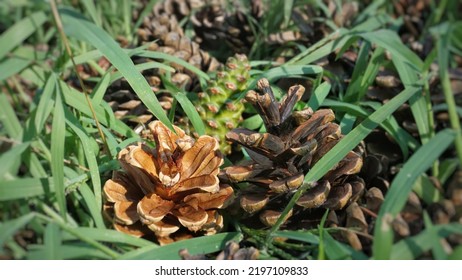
(104, 121), (233, 244)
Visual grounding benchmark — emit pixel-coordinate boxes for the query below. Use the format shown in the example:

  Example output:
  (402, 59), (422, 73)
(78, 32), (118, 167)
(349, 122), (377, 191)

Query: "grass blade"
(434, 23), (462, 165)
(118, 232), (242, 260)
(307, 81), (331, 111)
(0, 213), (36, 250)
(60, 8), (173, 130)
(64, 108), (102, 213)
(0, 142), (30, 179)
(51, 80), (67, 220)
(274, 231), (319, 244)
(61, 227), (155, 248)
(0, 57), (31, 81)
(254, 65), (323, 87)
(0, 11), (47, 59)
(163, 78), (206, 135)
(0, 93), (23, 140)
(59, 80), (135, 137)
(323, 230), (368, 260)
(34, 74), (56, 134)
(373, 129), (456, 259)
(391, 223), (462, 260)
(77, 184), (105, 229)
(0, 178), (54, 201)
(43, 222), (61, 260)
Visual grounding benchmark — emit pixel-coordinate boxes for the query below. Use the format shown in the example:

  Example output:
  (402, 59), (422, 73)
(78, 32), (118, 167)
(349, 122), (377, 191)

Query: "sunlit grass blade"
(412, 174), (443, 205)
(373, 128), (456, 259)
(118, 232), (242, 260)
(162, 78), (206, 135)
(64, 108), (102, 212)
(61, 227), (155, 248)
(344, 46), (384, 103)
(437, 158), (459, 185)
(307, 81), (331, 111)
(109, 61), (175, 84)
(59, 80), (135, 137)
(268, 86), (421, 238)
(138, 50), (210, 83)
(90, 71), (110, 104)
(60, 8), (173, 130)
(324, 99), (419, 156)
(360, 29), (432, 146)
(34, 74), (56, 133)
(252, 65), (323, 87)
(51, 81), (67, 220)
(0, 11), (47, 59)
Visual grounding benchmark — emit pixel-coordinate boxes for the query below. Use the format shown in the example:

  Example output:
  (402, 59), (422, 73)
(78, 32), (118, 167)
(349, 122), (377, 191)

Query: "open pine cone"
(103, 121), (234, 244)
(221, 78), (364, 227)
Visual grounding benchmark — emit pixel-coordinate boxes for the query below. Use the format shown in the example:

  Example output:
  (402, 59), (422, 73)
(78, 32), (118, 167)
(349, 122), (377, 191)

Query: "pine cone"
(222, 78), (364, 227)
(187, 53), (250, 154)
(153, 0), (206, 21)
(103, 10), (222, 126)
(191, 0), (263, 55)
(138, 13), (221, 78)
(103, 121), (234, 245)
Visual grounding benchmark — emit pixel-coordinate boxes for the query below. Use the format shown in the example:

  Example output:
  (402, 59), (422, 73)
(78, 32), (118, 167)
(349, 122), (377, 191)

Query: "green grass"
(1, 0), (461, 260)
